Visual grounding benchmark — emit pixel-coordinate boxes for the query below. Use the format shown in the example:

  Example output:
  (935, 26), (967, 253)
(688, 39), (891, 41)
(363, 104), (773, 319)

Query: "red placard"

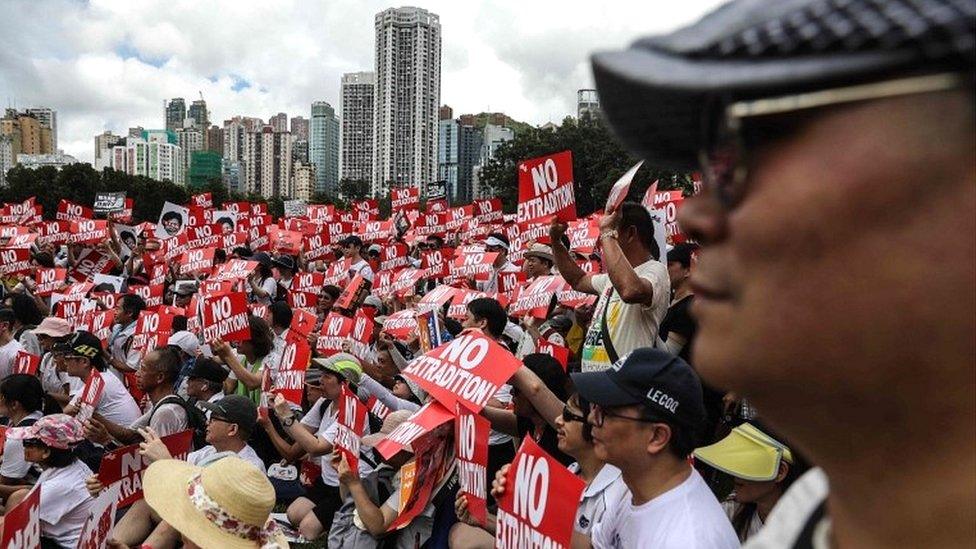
(473, 198), (503, 224)
(97, 430), (193, 507)
(0, 247), (30, 277)
(536, 339), (570, 371)
(422, 248), (453, 280)
(289, 308), (318, 338)
(517, 150), (576, 224)
(211, 259), (258, 282)
(452, 251), (498, 280)
(69, 219), (109, 245)
(302, 232), (332, 262)
(494, 437), (586, 549)
(380, 243), (411, 271)
(179, 247), (216, 276)
(0, 484), (40, 548)
(402, 329), (522, 413)
(77, 371), (106, 423)
(202, 292), (251, 342)
(391, 187), (420, 210)
(334, 274), (367, 311)
(417, 284), (457, 314)
(382, 310), (419, 340)
(335, 384), (367, 473)
(605, 160), (644, 213)
(509, 276), (568, 319)
(129, 284), (164, 310)
(456, 402), (490, 526)
(191, 192), (213, 208)
(76, 481), (121, 549)
(108, 198), (134, 224)
(375, 401), (454, 460)
(316, 312), (353, 356)
(13, 351), (40, 375)
(271, 332), (310, 406)
(57, 199), (93, 221)
(131, 309), (174, 361)
(34, 267), (67, 297)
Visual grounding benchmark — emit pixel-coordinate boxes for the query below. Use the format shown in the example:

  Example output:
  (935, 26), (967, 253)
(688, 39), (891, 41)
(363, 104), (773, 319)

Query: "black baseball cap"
(187, 357), (229, 385)
(272, 255), (296, 271)
(571, 348), (705, 427)
(591, 0), (975, 171)
(64, 331), (106, 370)
(198, 395), (258, 434)
(251, 251), (272, 268)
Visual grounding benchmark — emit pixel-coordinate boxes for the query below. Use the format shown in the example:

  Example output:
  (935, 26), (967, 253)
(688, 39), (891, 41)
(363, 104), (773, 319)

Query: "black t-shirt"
(658, 295), (697, 363)
(516, 416), (574, 466)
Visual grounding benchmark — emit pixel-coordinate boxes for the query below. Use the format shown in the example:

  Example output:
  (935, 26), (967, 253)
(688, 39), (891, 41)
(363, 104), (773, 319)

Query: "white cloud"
(0, 0), (725, 163)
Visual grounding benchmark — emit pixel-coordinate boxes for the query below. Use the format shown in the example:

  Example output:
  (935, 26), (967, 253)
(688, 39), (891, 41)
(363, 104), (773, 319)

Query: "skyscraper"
(373, 7), (441, 196)
(165, 98), (186, 131)
(188, 99), (208, 128)
(94, 131), (122, 170)
(438, 108), (483, 205)
(340, 71), (375, 184)
(206, 125), (224, 156)
(290, 116), (309, 141)
(309, 101), (340, 195)
(25, 108), (57, 151)
(270, 113), (288, 132)
(244, 125), (292, 198)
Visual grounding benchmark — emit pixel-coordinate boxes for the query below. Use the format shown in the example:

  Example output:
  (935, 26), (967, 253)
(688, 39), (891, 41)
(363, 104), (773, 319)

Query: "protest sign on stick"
(517, 151), (576, 224)
(456, 402), (490, 526)
(97, 431), (193, 507)
(202, 292), (251, 342)
(335, 384), (367, 473)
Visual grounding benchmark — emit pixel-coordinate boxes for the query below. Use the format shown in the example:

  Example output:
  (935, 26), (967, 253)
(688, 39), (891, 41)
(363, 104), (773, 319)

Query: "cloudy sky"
(0, 0), (725, 163)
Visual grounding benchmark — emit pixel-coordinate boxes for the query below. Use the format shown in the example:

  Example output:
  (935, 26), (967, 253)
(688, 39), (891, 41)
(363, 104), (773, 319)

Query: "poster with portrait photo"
(113, 223), (142, 261)
(156, 202), (189, 239)
(211, 210), (238, 235)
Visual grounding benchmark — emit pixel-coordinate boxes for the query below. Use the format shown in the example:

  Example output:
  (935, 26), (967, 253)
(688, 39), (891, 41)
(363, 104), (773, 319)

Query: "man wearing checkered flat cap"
(591, 0), (974, 547)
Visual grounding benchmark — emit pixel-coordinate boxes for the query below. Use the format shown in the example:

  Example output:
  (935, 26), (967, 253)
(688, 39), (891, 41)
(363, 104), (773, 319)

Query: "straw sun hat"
(143, 456), (288, 549)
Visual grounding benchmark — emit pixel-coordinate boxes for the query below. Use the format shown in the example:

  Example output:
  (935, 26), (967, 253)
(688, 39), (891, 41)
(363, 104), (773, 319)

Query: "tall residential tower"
(339, 71), (375, 184)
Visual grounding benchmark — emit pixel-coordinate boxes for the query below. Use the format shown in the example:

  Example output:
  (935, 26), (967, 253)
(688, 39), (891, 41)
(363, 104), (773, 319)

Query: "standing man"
(105, 293), (146, 381)
(341, 236), (375, 282)
(551, 202), (670, 372)
(590, 1), (974, 546)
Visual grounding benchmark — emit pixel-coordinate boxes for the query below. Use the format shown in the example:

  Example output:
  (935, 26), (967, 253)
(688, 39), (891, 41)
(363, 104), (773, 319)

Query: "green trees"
(478, 116), (696, 216)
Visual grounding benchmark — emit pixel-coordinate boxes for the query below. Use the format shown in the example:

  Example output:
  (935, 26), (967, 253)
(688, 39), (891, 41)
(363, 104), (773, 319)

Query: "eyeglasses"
(700, 72), (966, 211)
(589, 404), (659, 428)
(561, 406), (586, 424)
(208, 415), (232, 425)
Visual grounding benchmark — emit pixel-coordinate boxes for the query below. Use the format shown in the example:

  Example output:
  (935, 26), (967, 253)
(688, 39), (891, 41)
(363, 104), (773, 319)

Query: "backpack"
(149, 394), (209, 450)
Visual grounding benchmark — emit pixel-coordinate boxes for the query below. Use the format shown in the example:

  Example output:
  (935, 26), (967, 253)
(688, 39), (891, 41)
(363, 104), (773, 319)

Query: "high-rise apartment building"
(577, 89), (601, 121)
(25, 108), (57, 151)
(188, 99), (208, 128)
(340, 71), (375, 184)
(0, 136), (15, 186)
(309, 101), (340, 195)
(290, 116), (309, 141)
(270, 113), (288, 132)
(206, 125), (224, 156)
(1, 110), (53, 157)
(111, 138), (183, 185)
(373, 7), (441, 195)
(176, 125), (204, 182)
(244, 126), (292, 198)
(438, 111), (483, 205)
(94, 131), (122, 170)
(291, 162), (316, 201)
(165, 98), (186, 131)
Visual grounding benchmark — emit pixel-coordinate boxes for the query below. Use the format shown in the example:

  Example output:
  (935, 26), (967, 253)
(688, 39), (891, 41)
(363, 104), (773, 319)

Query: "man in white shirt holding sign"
(570, 348), (738, 548)
(551, 202), (670, 372)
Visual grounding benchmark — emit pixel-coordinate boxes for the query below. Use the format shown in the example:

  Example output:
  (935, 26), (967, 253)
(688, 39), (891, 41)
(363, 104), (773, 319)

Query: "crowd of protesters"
(0, 0), (972, 548)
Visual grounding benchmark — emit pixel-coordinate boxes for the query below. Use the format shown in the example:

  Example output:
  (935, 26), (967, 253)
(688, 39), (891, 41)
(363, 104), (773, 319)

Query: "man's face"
(666, 261), (690, 286)
(163, 217), (181, 236)
(185, 377), (208, 400)
(462, 310), (484, 333)
(486, 244), (506, 267)
(205, 414), (237, 446)
(680, 94), (976, 428)
(523, 256), (547, 278)
(63, 355), (89, 378)
(114, 302), (129, 325)
(136, 354), (162, 392)
(586, 403), (652, 470)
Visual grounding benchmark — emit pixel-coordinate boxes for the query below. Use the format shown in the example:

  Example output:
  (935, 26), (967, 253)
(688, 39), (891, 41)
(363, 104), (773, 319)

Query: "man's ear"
(775, 461), (790, 483)
(645, 422), (674, 456)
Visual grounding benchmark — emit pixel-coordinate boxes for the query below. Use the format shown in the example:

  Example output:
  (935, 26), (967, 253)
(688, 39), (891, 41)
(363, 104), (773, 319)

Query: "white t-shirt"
(107, 321), (140, 377)
(36, 459), (95, 548)
(316, 404), (373, 486)
(478, 261), (519, 293)
(69, 370), (142, 426)
(349, 259), (375, 283)
(723, 500), (764, 543)
(188, 444), (266, 474)
(0, 411), (44, 480)
(488, 385), (513, 446)
(591, 468), (739, 549)
(300, 397), (329, 430)
(569, 463), (629, 536)
(0, 338), (25, 379)
(130, 399), (189, 437)
(742, 468), (830, 549)
(39, 352), (83, 396)
(582, 259), (670, 372)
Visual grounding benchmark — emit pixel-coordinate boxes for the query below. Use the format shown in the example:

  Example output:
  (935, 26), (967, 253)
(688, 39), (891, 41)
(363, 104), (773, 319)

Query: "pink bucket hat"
(7, 414), (85, 449)
(33, 317), (71, 338)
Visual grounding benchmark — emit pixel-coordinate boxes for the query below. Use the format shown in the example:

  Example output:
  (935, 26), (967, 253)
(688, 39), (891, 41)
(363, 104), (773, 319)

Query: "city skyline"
(0, 0), (724, 164)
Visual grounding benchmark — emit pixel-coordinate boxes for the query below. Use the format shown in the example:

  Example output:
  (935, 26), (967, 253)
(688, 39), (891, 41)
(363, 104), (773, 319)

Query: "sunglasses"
(589, 404), (660, 428)
(699, 72), (966, 211)
(561, 405), (586, 424)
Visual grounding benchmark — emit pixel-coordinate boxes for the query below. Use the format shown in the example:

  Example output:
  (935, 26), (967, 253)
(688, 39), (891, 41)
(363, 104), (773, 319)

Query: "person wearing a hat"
(592, 1), (974, 546)
(185, 356), (230, 405)
(101, 395), (266, 548)
(256, 362), (332, 463)
(341, 235), (375, 282)
(274, 353), (371, 541)
(31, 316), (78, 405)
(523, 242), (555, 279)
(4, 414), (94, 548)
(271, 254), (296, 299)
(173, 281), (199, 309)
(62, 331), (142, 427)
(477, 233), (519, 293)
(142, 456), (288, 548)
(568, 348), (738, 548)
(248, 251), (277, 306)
(694, 423), (802, 543)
